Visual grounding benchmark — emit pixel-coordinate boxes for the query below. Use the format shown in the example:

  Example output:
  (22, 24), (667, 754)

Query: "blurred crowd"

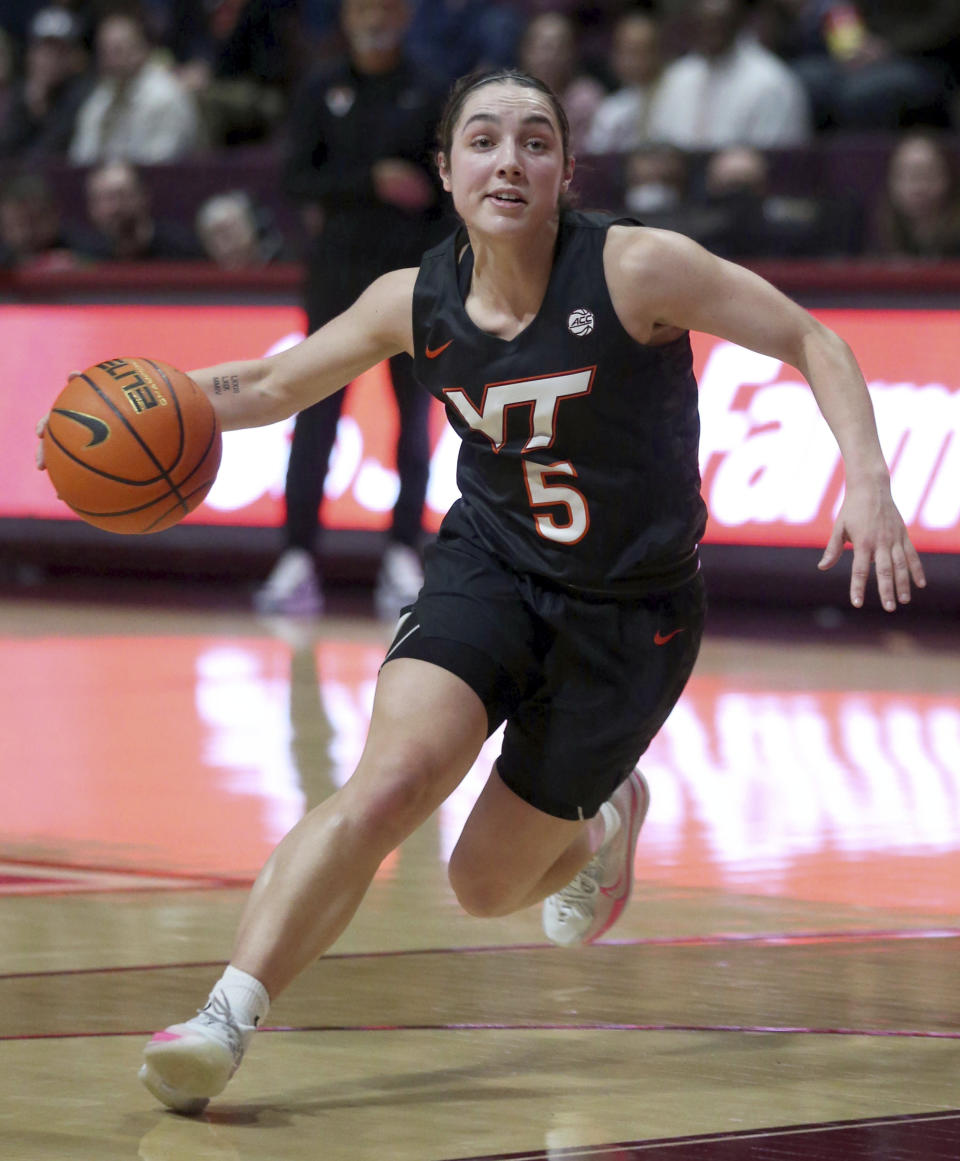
(2, 0), (960, 271)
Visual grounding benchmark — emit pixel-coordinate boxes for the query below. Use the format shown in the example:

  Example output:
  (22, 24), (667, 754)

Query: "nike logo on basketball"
(654, 628), (685, 646)
(53, 408), (110, 447)
(425, 339), (453, 359)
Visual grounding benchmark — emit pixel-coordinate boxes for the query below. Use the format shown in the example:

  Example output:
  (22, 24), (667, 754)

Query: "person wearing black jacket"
(0, 7), (92, 159)
(257, 0), (446, 619)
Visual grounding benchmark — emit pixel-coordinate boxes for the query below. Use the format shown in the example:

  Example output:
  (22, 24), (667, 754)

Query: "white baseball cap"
(29, 8), (83, 43)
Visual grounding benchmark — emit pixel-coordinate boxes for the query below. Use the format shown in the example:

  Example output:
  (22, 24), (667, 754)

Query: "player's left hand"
(818, 477), (926, 611)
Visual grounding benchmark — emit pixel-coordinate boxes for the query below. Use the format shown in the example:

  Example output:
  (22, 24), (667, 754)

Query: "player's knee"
(447, 853), (516, 918)
(351, 748), (443, 846)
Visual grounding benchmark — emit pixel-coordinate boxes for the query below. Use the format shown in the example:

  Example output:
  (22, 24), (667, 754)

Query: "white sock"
(597, 800), (621, 848)
(202, 965), (270, 1029)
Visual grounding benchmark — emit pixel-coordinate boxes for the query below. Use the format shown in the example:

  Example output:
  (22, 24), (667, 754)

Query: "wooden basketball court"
(1, 582), (958, 1160)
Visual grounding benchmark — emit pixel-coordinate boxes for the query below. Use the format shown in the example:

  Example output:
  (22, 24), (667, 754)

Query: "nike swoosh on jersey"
(425, 339), (453, 359)
(653, 628), (685, 646)
(53, 408), (110, 447)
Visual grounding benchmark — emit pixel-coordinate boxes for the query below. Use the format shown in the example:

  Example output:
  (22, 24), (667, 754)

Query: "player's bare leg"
(448, 770), (600, 916)
(449, 764), (650, 945)
(230, 660), (486, 994)
(140, 659), (487, 1114)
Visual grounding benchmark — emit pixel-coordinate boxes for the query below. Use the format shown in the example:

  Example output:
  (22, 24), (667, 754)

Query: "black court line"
(448, 1110), (960, 1160)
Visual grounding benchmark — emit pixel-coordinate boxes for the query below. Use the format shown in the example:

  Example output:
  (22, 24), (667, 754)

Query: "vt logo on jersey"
(443, 368), (596, 545)
(442, 367), (594, 452)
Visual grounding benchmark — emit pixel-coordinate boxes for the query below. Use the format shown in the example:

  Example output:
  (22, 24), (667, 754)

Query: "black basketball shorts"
(382, 534), (705, 821)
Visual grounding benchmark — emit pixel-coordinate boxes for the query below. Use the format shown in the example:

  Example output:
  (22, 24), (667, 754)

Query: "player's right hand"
(35, 415), (48, 470)
(36, 371), (81, 470)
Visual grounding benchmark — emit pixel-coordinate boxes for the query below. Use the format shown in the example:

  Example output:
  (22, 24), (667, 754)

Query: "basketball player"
(38, 69), (925, 1114)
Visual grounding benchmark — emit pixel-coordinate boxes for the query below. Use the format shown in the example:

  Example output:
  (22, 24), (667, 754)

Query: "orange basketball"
(43, 357), (222, 534)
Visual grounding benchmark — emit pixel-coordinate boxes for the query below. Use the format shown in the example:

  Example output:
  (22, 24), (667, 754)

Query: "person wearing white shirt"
(70, 10), (201, 165)
(648, 0), (811, 150)
(585, 9), (663, 154)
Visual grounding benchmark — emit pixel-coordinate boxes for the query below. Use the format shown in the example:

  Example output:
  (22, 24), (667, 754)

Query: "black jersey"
(412, 211), (707, 596)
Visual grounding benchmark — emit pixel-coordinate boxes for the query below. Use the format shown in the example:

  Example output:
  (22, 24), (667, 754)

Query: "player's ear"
(437, 151), (452, 193)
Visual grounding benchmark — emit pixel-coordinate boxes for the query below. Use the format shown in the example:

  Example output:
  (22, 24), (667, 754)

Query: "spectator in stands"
(195, 189), (287, 267)
(298, 0), (340, 44)
(585, 8), (663, 154)
(648, 0), (811, 148)
(0, 171), (78, 269)
(405, 0), (522, 85)
(0, 29), (13, 132)
(517, 9), (606, 155)
(622, 142), (692, 221)
(0, 7), (92, 159)
(72, 159), (203, 260)
(870, 132), (960, 258)
(621, 139), (856, 256)
(786, 1), (960, 131)
(165, 0), (304, 147)
(3, 1), (100, 46)
(69, 9), (202, 164)
(694, 143), (854, 256)
(258, 0), (445, 618)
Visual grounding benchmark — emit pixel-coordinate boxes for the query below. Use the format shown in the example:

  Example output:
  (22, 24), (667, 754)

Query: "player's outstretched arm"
(35, 269), (417, 470)
(189, 268), (417, 432)
(607, 227), (927, 611)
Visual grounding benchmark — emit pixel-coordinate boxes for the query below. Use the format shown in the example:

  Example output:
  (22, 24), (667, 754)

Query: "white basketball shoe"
(253, 548), (323, 616)
(542, 769), (650, 947)
(139, 995), (255, 1115)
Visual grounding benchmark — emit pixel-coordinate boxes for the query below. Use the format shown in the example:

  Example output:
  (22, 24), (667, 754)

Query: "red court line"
(248, 1022), (960, 1039)
(0, 855), (248, 885)
(0, 960), (229, 981)
(5, 1022), (960, 1043)
(1, 924), (960, 979)
(0, 881), (244, 899)
(0, 875), (78, 886)
(10, 888), (233, 900)
(449, 1110), (960, 1160)
(3, 926), (959, 980)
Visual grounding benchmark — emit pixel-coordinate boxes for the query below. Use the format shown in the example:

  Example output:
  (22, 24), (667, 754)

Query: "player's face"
(439, 83), (574, 237)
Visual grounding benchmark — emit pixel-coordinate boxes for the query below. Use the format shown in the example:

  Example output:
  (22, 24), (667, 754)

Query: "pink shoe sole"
(584, 769), (651, 944)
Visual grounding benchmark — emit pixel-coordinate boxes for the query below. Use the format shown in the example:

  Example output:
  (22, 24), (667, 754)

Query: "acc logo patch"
(567, 308), (594, 337)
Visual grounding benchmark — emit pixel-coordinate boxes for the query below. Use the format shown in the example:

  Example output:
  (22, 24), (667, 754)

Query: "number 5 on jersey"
(443, 368), (594, 546)
(523, 459), (589, 544)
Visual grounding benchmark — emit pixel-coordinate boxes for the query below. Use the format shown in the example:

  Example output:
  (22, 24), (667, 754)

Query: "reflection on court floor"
(2, 600), (960, 1160)
(2, 627), (959, 912)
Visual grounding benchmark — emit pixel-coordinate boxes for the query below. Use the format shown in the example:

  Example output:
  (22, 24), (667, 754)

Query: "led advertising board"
(5, 305), (958, 553)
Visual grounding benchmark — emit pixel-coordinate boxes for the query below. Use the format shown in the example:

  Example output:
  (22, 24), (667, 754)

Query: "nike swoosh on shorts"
(384, 622), (420, 661)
